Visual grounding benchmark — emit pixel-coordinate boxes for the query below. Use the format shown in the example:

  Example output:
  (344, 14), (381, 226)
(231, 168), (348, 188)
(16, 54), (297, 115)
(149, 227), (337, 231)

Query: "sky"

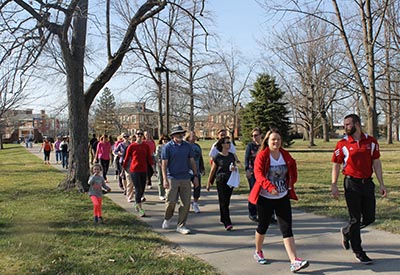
(208, 0), (264, 57)
(26, 0), (266, 114)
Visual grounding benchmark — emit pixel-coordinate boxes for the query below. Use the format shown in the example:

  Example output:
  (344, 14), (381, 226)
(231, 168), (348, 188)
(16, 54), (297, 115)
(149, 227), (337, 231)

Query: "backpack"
(44, 141), (51, 151)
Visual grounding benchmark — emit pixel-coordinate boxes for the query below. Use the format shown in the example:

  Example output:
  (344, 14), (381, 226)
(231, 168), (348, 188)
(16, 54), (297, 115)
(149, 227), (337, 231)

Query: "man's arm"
(162, 159), (169, 189)
(331, 162), (341, 199)
(373, 159), (388, 197)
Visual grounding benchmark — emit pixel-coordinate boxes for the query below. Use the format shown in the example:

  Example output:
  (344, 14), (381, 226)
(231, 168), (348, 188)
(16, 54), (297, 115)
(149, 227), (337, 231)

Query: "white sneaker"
(176, 225), (191, 235)
(192, 202), (200, 214)
(162, 219), (170, 229)
(159, 196), (165, 201)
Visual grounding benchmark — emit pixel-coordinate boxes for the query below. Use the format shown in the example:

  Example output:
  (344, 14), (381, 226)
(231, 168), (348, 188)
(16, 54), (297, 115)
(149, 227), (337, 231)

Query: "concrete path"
(26, 145), (400, 275)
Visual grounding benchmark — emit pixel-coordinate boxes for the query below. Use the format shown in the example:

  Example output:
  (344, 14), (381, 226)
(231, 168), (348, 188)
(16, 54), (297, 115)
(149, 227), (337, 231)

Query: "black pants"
(256, 195), (293, 238)
(343, 177), (376, 254)
(146, 164), (154, 186)
(100, 159), (110, 180)
(216, 179), (233, 227)
(131, 172), (147, 204)
(247, 175), (257, 216)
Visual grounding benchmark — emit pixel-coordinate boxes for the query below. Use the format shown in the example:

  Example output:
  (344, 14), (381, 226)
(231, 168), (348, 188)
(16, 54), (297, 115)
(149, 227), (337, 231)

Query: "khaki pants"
(164, 178), (192, 227)
(125, 170), (134, 202)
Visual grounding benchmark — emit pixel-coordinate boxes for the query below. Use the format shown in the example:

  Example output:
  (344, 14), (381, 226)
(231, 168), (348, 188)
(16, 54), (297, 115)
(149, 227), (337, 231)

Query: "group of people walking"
(86, 113), (387, 273)
(38, 136), (70, 168)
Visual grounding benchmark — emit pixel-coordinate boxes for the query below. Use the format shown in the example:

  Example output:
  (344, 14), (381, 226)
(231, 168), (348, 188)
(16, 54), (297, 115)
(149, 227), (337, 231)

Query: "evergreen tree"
(94, 87), (118, 136)
(241, 73), (293, 146)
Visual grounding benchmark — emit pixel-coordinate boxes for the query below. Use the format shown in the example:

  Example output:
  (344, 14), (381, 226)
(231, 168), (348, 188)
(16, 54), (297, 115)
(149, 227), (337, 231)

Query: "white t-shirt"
(208, 141), (236, 158)
(259, 153), (288, 199)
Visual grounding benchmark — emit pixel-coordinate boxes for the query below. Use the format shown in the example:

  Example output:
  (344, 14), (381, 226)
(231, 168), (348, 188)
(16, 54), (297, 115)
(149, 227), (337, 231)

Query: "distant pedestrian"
(113, 133), (131, 192)
(154, 134), (170, 201)
(123, 129), (155, 217)
(94, 134), (112, 182)
(144, 131), (156, 189)
(54, 136), (62, 164)
(161, 125), (199, 235)
(249, 128), (309, 272)
(88, 163), (111, 224)
(39, 137), (53, 165)
(185, 131), (205, 214)
(60, 136), (69, 169)
(331, 114), (387, 264)
(244, 127), (262, 222)
(209, 129), (237, 159)
(89, 134), (98, 164)
(207, 136), (236, 231)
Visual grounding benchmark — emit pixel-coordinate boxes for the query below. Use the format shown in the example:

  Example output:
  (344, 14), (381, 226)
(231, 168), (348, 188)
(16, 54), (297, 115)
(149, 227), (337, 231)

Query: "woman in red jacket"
(248, 128), (309, 273)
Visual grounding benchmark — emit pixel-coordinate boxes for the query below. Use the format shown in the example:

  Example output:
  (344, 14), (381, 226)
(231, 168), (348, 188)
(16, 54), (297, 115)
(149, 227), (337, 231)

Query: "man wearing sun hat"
(161, 125), (199, 234)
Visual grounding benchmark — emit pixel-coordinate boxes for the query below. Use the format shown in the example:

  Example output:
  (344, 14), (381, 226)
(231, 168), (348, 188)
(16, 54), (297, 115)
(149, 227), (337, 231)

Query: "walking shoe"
(249, 215), (258, 222)
(134, 204), (140, 212)
(340, 227), (350, 250)
(94, 216), (99, 224)
(355, 252), (373, 265)
(141, 197), (146, 202)
(192, 202), (200, 214)
(176, 225), (191, 235)
(162, 219), (170, 229)
(138, 208), (145, 217)
(159, 196), (165, 201)
(225, 224), (233, 231)
(253, 250), (267, 265)
(290, 258), (309, 272)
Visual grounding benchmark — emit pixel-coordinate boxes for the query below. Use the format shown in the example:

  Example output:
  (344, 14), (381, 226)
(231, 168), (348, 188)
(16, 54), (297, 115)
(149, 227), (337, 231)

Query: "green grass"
(0, 144), (221, 275)
(1, 139), (399, 274)
(198, 138), (400, 234)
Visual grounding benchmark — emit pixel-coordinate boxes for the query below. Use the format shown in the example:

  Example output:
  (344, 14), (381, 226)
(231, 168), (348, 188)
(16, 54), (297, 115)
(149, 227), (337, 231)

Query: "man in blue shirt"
(161, 125), (199, 234)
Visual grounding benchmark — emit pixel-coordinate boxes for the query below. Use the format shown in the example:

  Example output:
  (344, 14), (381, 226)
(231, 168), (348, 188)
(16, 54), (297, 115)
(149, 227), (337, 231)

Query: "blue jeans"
(61, 152), (69, 168)
(55, 150), (62, 162)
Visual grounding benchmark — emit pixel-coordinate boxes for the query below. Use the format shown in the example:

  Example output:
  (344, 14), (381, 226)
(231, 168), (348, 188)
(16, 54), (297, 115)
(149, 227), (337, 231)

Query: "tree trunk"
(321, 111), (330, 142)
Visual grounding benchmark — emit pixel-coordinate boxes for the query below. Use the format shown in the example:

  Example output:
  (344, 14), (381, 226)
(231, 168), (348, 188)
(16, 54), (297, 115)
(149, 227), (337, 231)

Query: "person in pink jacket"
(248, 128), (309, 273)
(95, 134), (112, 182)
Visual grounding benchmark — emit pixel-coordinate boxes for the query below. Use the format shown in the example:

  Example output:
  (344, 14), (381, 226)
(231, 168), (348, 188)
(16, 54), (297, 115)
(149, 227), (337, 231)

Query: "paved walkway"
(26, 145), (400, 274)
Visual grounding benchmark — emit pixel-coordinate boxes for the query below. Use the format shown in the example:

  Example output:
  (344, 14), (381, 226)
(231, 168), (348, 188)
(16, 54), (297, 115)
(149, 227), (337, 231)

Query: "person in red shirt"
(331, 114), (387, 265)
(123, 129), (155, 217)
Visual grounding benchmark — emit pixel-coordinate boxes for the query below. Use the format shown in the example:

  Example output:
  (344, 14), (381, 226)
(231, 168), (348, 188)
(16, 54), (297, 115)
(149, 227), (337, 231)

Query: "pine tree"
(94, 87), (118, 136)
(241, 73), (293, 146)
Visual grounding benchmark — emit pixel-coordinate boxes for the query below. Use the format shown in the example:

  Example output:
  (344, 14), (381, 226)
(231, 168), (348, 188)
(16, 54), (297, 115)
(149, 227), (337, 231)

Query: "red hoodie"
(248, 147), (298, 205)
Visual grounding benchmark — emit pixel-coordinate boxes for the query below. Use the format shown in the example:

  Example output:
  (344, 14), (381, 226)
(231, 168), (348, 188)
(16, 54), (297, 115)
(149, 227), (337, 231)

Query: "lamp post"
(155, 66), (170, 135)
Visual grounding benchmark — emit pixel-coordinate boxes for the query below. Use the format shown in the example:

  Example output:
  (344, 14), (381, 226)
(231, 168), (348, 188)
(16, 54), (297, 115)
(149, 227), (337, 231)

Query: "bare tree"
(260, 0), (391, 137)
(0, 69), (29, 149)
(266, 14), (349, 145)
(201, 46), (255, 141)
(0, 1), (205, 191)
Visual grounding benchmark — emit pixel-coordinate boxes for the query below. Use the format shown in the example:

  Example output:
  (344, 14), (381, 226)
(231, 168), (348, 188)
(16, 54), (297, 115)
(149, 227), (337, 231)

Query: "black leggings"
(256, 195), (293, 238)
(100, 159), (110, 180)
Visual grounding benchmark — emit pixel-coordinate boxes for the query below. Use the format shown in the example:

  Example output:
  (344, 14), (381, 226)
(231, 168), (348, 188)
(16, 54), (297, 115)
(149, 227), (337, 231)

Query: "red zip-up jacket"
(248, 147), (298, 205)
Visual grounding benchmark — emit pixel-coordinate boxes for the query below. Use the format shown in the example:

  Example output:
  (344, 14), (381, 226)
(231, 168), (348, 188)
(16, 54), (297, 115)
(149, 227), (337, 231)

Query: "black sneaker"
(340, 227), (350, 250)
(355, 252), (373, 265)
(249, 215), (258, 222)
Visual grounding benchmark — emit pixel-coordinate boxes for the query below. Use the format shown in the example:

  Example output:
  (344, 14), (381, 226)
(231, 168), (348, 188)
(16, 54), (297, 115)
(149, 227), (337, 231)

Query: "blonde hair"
(260, 128), (281, 151)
